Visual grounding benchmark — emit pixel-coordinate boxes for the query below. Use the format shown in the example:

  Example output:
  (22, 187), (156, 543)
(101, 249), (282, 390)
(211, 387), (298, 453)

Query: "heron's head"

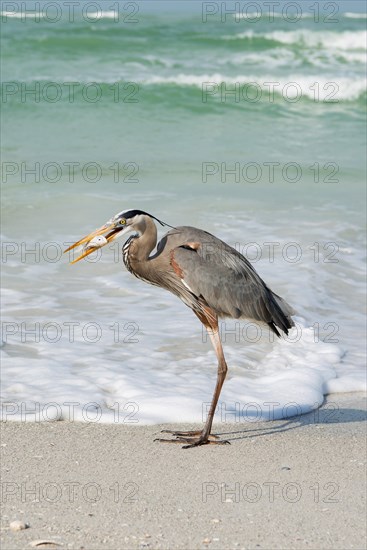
(64, 209), (168, 264)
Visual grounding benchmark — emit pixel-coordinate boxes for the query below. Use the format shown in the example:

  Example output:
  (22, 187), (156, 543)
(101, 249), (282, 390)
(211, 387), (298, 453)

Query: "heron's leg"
(156, 309), (230, 448)
(175, 325), (229, 448)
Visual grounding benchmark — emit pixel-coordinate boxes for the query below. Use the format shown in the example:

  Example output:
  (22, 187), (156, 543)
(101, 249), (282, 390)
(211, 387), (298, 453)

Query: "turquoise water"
(1, 2), (366, 422)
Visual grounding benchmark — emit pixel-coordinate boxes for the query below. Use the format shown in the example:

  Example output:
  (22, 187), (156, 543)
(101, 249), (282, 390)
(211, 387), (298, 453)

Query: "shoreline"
(1, 393), (366, 550)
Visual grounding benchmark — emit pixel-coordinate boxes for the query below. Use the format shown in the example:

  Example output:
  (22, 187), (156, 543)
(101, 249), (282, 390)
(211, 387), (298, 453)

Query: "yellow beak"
(64, 222), (120, 264)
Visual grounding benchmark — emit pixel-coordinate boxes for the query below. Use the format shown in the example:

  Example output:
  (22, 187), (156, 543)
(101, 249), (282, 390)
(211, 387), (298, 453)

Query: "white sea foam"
(234, 11), (367, 20)
(0, 10), (119, 19)
(344, 12), (367, 19)
(1, 209), (366, 425)
(1, 316), (365, 424)
(234, 11), (280, 20)
(144, 73), (367, 101)
(223, 30), (367, 51)
(218, 49), (299, 68)
(87, 11), (118, 19)
(234, 12), (313, 20)
(1, 11), (38, 18)
(213, 48), (366, 69)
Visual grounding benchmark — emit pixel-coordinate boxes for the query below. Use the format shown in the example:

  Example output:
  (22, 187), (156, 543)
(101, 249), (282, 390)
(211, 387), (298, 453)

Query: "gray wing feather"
(168, 227), (294, 334)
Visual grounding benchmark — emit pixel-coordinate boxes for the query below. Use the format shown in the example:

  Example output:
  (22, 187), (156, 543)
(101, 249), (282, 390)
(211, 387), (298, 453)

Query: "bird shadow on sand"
(213, 402), (367, 443)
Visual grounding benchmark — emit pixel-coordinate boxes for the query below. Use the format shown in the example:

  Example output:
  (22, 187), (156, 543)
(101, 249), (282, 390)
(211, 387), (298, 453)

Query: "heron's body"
(66, 209), (294, 448)
(124, 218), (293, 335)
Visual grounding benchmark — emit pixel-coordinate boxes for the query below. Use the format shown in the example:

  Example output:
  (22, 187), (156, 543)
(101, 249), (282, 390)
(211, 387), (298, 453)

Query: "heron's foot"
(155, 429), (230, 448)
(161, 429), (219, 439)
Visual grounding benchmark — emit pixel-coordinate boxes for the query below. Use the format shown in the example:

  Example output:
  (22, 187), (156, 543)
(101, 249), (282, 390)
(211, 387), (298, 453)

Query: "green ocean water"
(1, 1), (366, 419)
(1, 4), (366, 183)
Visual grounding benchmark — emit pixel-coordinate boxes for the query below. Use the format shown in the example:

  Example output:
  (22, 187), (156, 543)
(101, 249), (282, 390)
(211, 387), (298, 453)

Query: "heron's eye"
(119, 219), (126, 225)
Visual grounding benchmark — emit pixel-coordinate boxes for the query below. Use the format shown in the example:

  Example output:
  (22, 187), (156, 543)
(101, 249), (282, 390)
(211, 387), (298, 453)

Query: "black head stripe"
(120, 209), (175, 229)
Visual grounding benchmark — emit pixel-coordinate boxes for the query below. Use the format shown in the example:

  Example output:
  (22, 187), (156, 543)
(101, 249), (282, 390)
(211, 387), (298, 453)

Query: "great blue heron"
(65, 209), (294, 448)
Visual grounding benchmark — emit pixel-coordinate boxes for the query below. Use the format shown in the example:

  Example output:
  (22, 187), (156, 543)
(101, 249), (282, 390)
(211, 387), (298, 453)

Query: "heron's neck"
(130, 215), (157, 263)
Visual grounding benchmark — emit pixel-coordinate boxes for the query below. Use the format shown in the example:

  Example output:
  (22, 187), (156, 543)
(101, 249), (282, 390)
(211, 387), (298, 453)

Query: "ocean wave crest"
(222, 30), (367, 51)
(344, 12), (367, 19)
(144, 73), (367, 101)
(234, 11), (313, 20)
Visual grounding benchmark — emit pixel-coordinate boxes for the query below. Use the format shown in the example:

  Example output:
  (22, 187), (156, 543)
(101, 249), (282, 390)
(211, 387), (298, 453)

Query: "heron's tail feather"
(273, 293), (296, 317)
(267, 291), (295, 337)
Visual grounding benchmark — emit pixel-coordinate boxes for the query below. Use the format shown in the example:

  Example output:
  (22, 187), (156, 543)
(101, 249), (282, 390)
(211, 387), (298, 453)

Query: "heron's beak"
(64, 221), (129, 264)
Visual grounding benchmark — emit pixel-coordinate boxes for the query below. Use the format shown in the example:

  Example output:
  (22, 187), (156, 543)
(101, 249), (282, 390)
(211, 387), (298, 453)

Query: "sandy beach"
(1, 393), (366, 550)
